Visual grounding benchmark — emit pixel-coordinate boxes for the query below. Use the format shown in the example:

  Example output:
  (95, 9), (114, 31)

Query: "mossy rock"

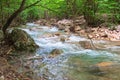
(9, 29), (38, 51)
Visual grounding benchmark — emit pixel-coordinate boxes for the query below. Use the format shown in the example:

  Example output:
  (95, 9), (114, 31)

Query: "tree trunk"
(2, 0), (41, 36)
(2, 9), (23, 35)
(2, 0), (26, 36)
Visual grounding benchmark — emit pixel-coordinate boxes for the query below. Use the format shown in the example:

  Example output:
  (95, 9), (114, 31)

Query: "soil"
(0, 43), (36, 80)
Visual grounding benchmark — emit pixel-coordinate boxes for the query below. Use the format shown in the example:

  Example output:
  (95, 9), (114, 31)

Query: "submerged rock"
(88, 62), (119, 75)
(49, 49), (63, 58)
(9, 29), (38, 51)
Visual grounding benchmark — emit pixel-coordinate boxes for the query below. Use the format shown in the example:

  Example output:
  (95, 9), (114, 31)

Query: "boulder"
(9, 29), (38, 51)
(49, 49), (63, 58)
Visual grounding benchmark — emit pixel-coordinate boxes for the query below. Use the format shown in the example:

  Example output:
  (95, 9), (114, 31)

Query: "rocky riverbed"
(0, 16), (120, 80)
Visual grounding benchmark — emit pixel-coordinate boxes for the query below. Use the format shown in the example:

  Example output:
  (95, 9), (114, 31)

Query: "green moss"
(9, 29), (38, 52)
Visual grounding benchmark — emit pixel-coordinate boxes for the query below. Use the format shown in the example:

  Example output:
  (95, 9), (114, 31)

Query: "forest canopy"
(0, 0), (120, 28)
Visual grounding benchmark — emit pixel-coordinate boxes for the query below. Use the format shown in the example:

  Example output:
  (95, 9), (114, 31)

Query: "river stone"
(79, 41), (92, 49)
(9, 29), (38, 51)
(88, 62), (119, 75)
(49, 49), (63, 58)
(75, 26), (81, 31)
(60, 36), (66, 42)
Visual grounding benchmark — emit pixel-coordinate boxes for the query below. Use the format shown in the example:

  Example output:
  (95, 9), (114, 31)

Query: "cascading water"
(22, 23), (120, 80)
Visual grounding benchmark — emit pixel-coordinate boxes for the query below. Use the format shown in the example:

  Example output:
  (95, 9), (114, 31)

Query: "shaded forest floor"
(0, 16), (120, 80)
(0, 44), (33, 80)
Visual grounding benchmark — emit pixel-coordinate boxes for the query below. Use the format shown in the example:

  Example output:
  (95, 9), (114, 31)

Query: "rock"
(73, 16), (86, 25)
(88, 34), (93, 39)
(79, 41), (92, 49)
(58, 24), (65, 30)
(57, 19), (73, 26)
(74, 26), (81, 31)
(42, 33), (53, 37)
(64, 27), (70, 32)
(88, 62), (118, 75)
(79, 30), (85, 35)
(74, 26), (82, 33)
(49, 49), (63, 58)
(54, 32), (61, 36)
(60, 36), (66, 42)
(9, 29), (38, 51)
(57, 19), (73, 30)
(69, 26), (76, 32)
(0, 76), (4, 80)
(117, 25), (120, 31)
(100, 33), (108, 37)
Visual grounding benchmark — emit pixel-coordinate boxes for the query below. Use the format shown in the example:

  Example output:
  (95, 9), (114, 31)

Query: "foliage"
(0, 0), (120, 28)
(98, 0), (120, 23)
(83, 0), (99, 26)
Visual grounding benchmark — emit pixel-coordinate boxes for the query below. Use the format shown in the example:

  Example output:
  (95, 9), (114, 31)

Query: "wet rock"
(49, 49), (63, 58)
(60, 36), (66, 42)
(54, 32), (61, 36)
(79, 41), (92, 49)
(88, 62), (118, 75)
(42, 33), (53, 37)
(9, 29), (38, 51)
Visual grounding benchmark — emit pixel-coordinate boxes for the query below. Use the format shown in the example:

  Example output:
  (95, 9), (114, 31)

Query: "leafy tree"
(1, 0), (120, 30)
(96, 0), (120, 27)
(2, 0), (42, 36)
(83, 0), (99, 27)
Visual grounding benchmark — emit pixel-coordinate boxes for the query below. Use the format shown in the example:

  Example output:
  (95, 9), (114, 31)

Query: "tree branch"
(23, 0), (42, 10)
(19, 0), (26, 9)
(2, 0), (42, 35)
(37, 4), (58, 13)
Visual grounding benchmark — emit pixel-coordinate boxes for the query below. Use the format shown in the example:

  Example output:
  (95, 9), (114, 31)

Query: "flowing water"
(21, 23), (120, 80)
